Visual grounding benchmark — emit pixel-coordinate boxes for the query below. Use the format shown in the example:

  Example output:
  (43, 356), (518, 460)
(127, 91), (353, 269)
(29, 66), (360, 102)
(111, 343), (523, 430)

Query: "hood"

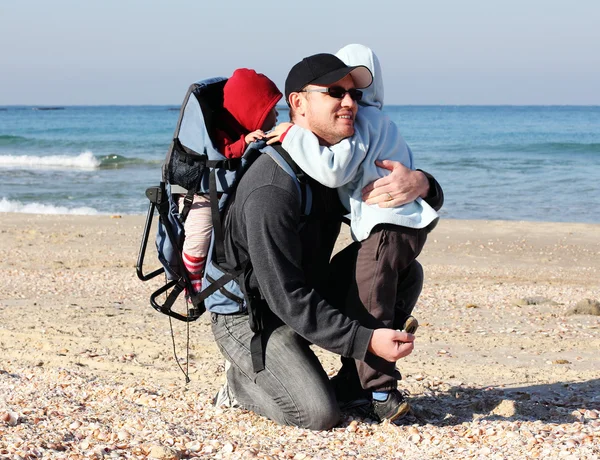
(222, 68), (282, 132)
(335, 44), (384, 109)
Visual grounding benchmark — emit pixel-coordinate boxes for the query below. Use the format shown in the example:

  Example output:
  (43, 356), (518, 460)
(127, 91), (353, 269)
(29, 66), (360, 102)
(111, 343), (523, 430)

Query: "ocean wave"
(518, 142), (600, 154)
(0, 134), (29, 146)
(97, 154), (159, 168)
(0, 151), (100, 169)
(0, 197), (99, 215)
(32, 107), (65, 111)
(440, 142), (600, 155)
(0, 151), (158, 170)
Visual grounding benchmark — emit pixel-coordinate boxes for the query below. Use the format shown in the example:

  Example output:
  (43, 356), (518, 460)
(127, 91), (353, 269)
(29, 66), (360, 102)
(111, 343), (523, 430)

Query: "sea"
(1, 105), (599, 223)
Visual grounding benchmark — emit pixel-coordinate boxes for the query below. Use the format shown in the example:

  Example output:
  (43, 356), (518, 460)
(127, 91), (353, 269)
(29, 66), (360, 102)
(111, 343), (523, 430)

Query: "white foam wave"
(0, 198), (99, 215)
(0, 151), (100, 169)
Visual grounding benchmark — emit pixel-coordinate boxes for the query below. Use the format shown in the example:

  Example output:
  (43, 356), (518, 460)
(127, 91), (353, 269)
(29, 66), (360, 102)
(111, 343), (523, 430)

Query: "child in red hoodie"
(179, 68), (282, 294)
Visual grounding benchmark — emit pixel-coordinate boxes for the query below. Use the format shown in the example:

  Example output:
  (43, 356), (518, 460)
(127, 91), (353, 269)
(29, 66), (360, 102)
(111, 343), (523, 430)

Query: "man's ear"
(288, 92), (306, 117)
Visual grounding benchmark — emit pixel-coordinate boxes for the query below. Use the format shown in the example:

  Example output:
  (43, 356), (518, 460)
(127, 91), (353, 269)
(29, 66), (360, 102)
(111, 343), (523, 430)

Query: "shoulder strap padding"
(266, 144), (312, 217)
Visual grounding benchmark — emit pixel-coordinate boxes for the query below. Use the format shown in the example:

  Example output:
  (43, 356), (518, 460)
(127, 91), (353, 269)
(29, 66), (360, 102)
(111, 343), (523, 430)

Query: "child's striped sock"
(182, 252), (206, 294)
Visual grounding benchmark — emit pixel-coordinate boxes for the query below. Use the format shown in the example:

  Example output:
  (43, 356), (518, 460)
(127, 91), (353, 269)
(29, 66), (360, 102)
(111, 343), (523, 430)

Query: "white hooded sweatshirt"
(282, 44), (439, 241)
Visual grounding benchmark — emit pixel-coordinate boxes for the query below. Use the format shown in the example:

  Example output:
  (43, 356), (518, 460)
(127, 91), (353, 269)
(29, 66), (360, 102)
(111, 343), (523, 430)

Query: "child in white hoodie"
(268, 44), (443, 421)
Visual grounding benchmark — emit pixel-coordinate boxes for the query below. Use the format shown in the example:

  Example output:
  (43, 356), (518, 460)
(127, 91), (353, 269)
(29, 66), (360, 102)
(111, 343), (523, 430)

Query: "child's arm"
(267, 123), (367, 188)
(214, 128), (247, 159)
(214, 129), (267, 159)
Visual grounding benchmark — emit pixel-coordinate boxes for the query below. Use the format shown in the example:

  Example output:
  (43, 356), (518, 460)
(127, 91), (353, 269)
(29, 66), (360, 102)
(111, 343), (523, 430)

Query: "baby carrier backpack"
(136, 77), (311, 372)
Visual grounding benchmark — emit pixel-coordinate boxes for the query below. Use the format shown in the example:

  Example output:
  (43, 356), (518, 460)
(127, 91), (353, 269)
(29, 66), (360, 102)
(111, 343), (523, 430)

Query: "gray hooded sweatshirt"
(282, 44), (439, 241)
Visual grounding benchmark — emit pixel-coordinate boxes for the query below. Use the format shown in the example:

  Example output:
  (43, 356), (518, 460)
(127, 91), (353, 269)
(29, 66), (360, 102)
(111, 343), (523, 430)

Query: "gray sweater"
(223, 149), (373, 361)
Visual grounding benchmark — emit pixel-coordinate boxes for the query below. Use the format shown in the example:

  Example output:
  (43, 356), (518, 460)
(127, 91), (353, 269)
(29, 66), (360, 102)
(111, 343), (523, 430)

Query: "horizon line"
(2, 104), (600, 108)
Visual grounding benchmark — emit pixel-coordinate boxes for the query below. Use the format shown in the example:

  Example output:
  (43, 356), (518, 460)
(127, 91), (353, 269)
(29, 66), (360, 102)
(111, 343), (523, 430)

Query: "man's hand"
(266, 122), (293, 145)
(368, 329), (415, 362)
(362, 160), (429, 208)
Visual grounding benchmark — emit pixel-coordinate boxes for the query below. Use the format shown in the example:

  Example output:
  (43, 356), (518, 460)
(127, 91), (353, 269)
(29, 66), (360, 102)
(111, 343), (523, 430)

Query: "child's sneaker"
(372, 389), (410, 422)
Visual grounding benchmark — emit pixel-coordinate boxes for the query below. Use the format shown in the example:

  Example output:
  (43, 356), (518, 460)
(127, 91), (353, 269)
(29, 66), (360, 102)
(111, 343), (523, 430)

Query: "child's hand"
(245, 130), (266, 144)
(266, 122), (293, 145)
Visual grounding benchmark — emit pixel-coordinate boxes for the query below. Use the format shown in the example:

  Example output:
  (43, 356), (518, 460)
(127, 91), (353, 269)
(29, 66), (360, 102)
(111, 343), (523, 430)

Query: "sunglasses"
(300, 86), (363, 102)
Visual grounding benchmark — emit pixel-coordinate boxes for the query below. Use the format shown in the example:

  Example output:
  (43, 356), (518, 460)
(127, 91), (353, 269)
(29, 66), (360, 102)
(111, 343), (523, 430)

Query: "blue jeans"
(211, 312), (341, 430)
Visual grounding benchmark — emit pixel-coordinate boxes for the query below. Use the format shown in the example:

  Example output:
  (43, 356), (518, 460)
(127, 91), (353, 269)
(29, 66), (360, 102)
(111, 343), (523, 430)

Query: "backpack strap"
(171, 138), (209, 223)
(266, 144), (312, 219)
(245, 144), (313, 373)
(200, 144), (313, 374)
(206, 157), (242, 266)
(242, 260), (266, 373)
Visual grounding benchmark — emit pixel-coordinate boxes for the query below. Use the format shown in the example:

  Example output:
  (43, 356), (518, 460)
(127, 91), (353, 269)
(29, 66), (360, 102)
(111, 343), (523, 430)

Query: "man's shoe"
(213, 382), (240, 408)
(212, 360), (240, 408)
(372, 390), (410, 422)
(402, 316), (419, 335)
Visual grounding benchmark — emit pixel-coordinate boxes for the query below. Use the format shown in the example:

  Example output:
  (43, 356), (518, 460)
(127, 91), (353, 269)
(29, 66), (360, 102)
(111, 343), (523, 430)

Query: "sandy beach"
(1, 214), (598, 459)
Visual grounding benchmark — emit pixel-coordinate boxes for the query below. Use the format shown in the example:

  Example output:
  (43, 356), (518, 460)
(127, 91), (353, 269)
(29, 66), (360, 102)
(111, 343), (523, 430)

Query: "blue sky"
(1, 0), (598, 105)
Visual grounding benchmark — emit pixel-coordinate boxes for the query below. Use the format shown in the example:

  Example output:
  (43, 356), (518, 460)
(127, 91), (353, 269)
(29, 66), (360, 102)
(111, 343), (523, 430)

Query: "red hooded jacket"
(214, 68), (282, 159)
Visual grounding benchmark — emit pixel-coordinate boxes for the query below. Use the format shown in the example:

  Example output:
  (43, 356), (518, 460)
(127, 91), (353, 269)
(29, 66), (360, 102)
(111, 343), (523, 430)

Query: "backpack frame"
(136, 79), (311, 342)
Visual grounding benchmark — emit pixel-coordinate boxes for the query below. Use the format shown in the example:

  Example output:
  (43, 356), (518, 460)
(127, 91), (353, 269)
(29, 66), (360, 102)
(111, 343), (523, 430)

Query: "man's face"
(300, 75), (358, 146)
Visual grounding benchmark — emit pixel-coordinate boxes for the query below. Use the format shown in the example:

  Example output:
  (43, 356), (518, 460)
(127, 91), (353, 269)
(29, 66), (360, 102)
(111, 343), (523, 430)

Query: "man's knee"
(297, 394), (341, 430)
(284, 370), (341, 430)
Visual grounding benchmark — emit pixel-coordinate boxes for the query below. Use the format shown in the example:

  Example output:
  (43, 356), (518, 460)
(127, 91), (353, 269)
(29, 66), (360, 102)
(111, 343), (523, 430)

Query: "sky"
(1, 0), (599, 105)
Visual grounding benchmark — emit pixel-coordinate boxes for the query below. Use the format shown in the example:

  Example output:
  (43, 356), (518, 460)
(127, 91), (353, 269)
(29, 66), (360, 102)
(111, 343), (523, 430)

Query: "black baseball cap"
(285, 53), (373, 104)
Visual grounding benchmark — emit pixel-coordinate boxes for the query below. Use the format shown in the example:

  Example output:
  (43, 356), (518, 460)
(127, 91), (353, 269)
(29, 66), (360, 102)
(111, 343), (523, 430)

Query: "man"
(211, 53), (441, 429)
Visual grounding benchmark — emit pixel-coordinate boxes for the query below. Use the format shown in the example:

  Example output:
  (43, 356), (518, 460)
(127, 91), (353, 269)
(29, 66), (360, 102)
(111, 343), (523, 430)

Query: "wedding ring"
(386, 192), (393, 201)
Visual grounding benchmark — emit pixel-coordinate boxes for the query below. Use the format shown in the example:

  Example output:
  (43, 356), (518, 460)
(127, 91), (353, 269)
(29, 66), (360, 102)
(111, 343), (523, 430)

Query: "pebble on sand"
(566, 298), (600, 316)
(512, 296), (558, 306)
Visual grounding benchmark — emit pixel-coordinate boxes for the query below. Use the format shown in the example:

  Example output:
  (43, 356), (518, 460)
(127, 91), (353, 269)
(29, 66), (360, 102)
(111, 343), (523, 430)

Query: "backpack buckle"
(223, 158), (241, 170)
(182, 192), (194, 208)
